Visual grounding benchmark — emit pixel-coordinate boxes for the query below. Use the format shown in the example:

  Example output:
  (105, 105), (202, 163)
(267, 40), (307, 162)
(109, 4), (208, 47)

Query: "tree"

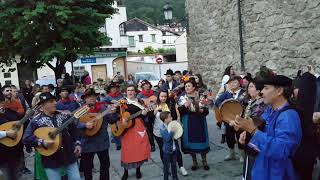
(0, 0), (116, 79)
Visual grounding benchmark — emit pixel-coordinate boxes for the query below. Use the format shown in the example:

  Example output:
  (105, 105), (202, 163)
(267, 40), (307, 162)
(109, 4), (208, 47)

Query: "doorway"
(91, 64), (107, 82)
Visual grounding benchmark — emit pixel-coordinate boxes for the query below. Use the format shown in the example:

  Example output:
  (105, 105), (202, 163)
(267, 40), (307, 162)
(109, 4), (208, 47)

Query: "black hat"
(81, 88), (99, 99)
(227, 76), (242, 84)
(38, 92), (56, 105)
(259, 75), (292, 87)
(164, 69), (174, 76)
(107, 82), (121, 92)
(141, 80), (152, 88)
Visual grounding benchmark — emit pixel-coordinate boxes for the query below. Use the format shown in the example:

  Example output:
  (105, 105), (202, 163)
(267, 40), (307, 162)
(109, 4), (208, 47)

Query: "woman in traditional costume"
(178, 80), (210, 171)
(120, 85), (151, 180)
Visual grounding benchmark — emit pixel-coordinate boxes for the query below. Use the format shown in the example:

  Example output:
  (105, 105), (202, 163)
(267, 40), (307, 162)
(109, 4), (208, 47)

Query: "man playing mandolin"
(0, 93), (22, 180)
(78, 88), (119, 180)
(23, 92), (82, 180)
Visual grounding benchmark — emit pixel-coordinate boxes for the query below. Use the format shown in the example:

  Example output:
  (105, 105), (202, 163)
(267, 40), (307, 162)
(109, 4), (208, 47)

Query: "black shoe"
(22, 167), (32, 175)
(191, 165), (198, 171)
(136, 170), (142, 179)
(121, 171), (128, 180)
(203, 165), (210, 171)
(220, 135), (226, 144)
(151, 145), (156, 152)
(116, 145), (121, 151)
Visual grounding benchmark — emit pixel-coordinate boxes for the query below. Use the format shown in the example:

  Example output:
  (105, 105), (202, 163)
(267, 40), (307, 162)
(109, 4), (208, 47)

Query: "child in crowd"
(159, 111), (179, 180)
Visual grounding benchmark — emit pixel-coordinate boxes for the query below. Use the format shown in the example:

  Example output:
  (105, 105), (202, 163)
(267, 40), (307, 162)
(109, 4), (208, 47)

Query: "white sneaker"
(180, 167), (188, 176)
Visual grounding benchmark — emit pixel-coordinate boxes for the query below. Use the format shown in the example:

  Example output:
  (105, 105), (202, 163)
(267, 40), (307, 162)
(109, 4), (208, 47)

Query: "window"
(128, 36), (135, 47)
(163, 40), (166, 44)
(5, 80), (11, 85)
(138, 35), (143, 42)
(151, 34), (156, 43)
(3, 72), (11, 78)
(119, 23), (126, 36)
(162, 31), (166, 36)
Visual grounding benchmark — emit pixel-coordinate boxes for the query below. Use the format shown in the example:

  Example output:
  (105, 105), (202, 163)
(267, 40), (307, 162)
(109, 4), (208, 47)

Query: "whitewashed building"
(121, 18), (181, 53)
(175, 32), (188, 62)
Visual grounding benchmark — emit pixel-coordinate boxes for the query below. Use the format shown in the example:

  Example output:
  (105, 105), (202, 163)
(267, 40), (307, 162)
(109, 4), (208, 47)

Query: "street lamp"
(163, 2), (173, 25)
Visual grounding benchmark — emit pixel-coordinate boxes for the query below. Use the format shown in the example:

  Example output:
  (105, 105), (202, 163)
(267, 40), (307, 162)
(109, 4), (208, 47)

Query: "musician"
(0, 94), (23, 180)
(153, 90), (188, 176)
(178, 79), (210, 171)
(103, 82), (124, 150)
(163, 69), (180, 92)
(215, 76), (246, 162)
(56, 86), (80, 113)
(121, 85), (151, 180)
(235, 75), (302, 180)
(240, 80), (267, 180)
(23, 92), (82, 180)
(137, 80), (156, 152)
(79, 88), (118, 180)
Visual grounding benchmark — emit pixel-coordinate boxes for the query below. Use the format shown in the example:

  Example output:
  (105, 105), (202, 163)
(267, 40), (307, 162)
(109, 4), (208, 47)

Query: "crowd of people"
(0, 66), (319, 180)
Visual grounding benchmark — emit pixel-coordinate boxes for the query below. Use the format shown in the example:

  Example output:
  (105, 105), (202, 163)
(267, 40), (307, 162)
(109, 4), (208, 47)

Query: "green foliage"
(123, 0), (186, 25)
(157, 48), (176, 54)
(144, 46), (157, 54)
(0, 0), (116, 78)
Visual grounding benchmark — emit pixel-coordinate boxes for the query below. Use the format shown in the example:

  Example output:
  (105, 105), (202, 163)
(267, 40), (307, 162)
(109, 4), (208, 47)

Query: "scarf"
(140, 90), (154, 97)
(108, 92), (121, 98)
(88, 102), (106, 113)
(126, 98), (145, 110)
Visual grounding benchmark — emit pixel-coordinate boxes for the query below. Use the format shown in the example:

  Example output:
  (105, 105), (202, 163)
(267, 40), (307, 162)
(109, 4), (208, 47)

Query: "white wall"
(104, 1), (128, 48)
(126, 27), (163, 52)
(175, 32), (188, 62)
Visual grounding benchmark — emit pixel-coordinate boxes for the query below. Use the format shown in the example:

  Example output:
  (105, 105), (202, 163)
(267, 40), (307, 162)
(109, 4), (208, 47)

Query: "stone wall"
(186, 0), (320, 90)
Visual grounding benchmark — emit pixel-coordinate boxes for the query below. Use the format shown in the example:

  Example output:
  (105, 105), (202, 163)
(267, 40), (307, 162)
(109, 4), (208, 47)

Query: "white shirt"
(221, 75), (230, 88)
(168, 81), (173, 90)
(0, 131), (6, 139)
(153, 112), (164, 137)
(233, 89), (242, 99)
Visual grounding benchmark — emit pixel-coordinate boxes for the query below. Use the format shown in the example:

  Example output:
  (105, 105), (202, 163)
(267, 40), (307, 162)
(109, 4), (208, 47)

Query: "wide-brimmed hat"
(107, 82), (121, 92)
(81, 88), (99, 99)
(258, 75), (292, 87)
(141, 80), (152, 88)
(164, 69), (174, 76)
(38, 92), (56, 105)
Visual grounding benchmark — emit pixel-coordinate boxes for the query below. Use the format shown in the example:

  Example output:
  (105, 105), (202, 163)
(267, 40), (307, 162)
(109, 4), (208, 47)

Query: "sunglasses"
(5, 90), (12, 92)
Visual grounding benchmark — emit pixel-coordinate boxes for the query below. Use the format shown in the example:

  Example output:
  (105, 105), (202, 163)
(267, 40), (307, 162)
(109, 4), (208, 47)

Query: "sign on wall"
(81, 57), (97, 64)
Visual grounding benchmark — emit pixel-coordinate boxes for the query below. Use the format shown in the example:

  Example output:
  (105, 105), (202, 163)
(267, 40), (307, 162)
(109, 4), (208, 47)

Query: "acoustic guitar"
(34, 105), (89, 156)
(79, 100), (121, 136)
(0, 106), (39, 147)
(111, 96), (157, 137)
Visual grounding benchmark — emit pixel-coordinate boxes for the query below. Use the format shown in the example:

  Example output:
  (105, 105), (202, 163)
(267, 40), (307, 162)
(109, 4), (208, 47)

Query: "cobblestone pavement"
(21, 111), (319, 180)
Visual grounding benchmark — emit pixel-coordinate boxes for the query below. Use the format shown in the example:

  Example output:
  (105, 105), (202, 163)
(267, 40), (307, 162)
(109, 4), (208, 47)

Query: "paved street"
(22, 110), (319, 180)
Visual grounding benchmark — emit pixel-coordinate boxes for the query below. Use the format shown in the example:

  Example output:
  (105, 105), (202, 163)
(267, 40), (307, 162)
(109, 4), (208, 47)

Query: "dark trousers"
(296, 162), (315, 180)
(155, 136), (183, 168)
(242, 154), (255, 180)
(0, 159), (19, 180)
(146, 120), (155, 147)
(225, 123), (244, 149)
(163, 150), (178, 180)
(81, 150), (110, 180)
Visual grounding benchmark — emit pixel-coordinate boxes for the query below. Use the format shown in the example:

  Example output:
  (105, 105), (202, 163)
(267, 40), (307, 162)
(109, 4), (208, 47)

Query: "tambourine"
(167, 121), (183, 140)
(219, 99), (243, 124)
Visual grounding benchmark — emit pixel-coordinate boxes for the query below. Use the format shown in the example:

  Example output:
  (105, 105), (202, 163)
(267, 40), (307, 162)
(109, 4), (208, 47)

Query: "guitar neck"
(16, 107), (38, 127)
(53, 116), (77, 137)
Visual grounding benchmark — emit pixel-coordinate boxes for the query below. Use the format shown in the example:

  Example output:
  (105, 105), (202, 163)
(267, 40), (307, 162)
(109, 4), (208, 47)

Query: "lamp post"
(163, 2), (173, 27)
